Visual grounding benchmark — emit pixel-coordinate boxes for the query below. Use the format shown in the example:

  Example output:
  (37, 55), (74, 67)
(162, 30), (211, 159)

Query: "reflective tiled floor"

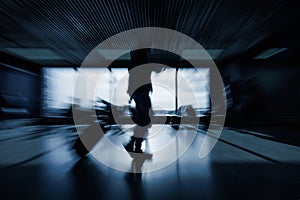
(0, 121), (300, 199)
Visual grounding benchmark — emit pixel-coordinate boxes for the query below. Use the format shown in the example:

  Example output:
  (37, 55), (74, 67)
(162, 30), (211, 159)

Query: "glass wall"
(42, 67), (209, 115)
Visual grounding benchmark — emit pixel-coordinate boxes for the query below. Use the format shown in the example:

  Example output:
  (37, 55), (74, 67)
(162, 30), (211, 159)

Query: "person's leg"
(132, 92), (152, 152)
(132, 91), (152, 127)
(125, 91), (152, 153)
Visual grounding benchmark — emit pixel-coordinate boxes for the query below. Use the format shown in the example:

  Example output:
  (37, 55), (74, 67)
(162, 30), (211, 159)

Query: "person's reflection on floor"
(124, 150), (153, 200)
(124, 117), (153, 199)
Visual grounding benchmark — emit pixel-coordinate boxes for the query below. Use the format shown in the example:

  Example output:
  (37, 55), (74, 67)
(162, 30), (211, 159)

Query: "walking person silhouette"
(124, 49), (160, 154)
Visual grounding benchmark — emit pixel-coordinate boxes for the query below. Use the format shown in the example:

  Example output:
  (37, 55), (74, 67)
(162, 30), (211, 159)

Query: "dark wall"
(222, 54), (299, 126)
(0, 52), (41, 118)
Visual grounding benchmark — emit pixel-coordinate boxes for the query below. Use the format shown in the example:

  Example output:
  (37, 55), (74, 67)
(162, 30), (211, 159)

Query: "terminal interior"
(0, 0), (299, 199)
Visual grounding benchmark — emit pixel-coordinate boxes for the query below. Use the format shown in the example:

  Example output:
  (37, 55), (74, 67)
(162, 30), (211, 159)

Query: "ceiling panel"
(0, 0), (298, 66)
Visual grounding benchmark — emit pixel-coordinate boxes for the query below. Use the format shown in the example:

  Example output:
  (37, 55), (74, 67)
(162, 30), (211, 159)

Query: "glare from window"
(43, 67), (209, 113)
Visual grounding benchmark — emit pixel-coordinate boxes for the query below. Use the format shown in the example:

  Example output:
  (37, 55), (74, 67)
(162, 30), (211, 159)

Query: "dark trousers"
(128, 90), (153, 151)
(131, 91), (153, 127)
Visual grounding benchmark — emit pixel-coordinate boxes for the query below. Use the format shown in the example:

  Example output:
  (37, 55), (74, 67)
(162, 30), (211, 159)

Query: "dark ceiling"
(0, 0), (299, 66)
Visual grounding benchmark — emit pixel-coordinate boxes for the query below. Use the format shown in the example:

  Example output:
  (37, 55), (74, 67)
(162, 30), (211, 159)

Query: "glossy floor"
(0, 122), (300, 199)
